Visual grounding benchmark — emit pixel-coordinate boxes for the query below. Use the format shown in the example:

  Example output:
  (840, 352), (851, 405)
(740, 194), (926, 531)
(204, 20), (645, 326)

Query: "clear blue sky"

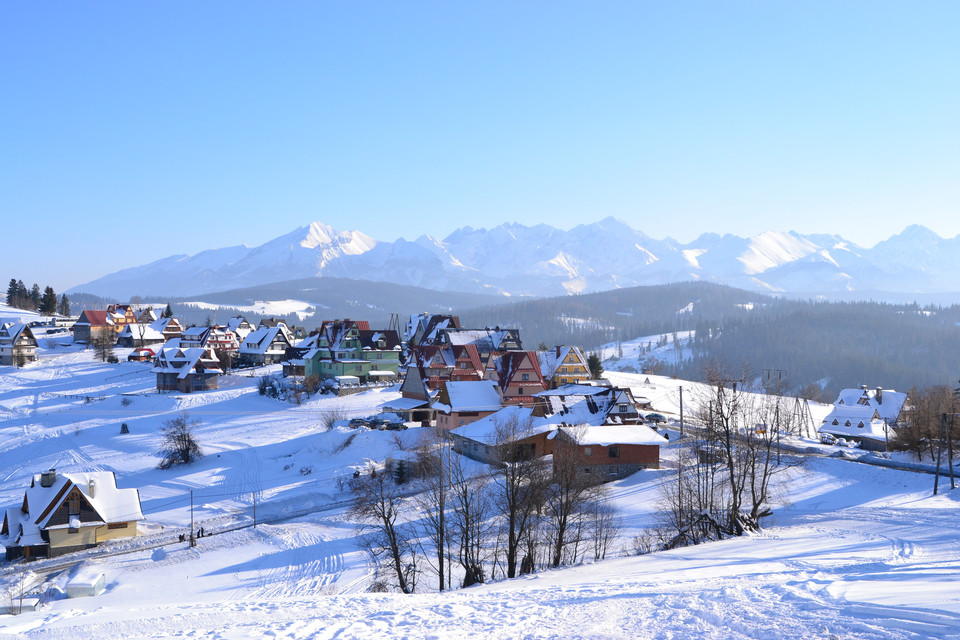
(3, 2), (958, 291)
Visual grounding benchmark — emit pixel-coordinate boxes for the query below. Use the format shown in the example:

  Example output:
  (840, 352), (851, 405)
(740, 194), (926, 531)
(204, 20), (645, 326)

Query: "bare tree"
(158, 413), (203, 469)
(413, 429), (452, 591)
(661, 362), (794, 547)
(448, 446), (492, 587)
(896, 385), (955, 462)
(93, 328), (116, 363)
(546, 429), (608, 567)
(492, 415), (549, 578)
(349, 467), (418, 593)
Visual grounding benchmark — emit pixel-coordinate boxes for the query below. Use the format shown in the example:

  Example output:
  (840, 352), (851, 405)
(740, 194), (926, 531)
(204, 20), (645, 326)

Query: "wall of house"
(48, 526), (98, 555)
(96, 521), (138, 542)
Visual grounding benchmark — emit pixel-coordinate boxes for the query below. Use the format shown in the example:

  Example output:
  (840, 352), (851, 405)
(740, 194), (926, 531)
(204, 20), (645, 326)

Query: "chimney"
(861, 384), (868, 390)
(40, 469), (57, 487)
(88, 478), (96, 498)
(876, 387), (883, 405)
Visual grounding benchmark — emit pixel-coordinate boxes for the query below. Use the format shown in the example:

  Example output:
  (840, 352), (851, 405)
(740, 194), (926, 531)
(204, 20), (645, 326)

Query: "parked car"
(349, 418), (370, 429)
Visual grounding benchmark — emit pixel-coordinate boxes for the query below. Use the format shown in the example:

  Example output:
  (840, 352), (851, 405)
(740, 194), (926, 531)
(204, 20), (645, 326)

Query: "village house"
(538, 346), (591, 388)
(818, 385), (907, 451)
(2, 469), (143, 560)
(553, 424), (667, 483)
(106, 304), (139, 334)
(301, 320), (402, 383)
(407, 313), (461, 347)
(434, 379), (504, 431)
(116, 320), (167, 348)
(0, 322), (38, 366)
(238, 324), (293, 366)
(226, 316), (255, 343)
(152, 346), (223, 393)
(384, 344), (485, 424)
(450, 405), (556, 465)
(71, 310), (114, 344)
(486, 350), (549, 405)
(437, 327), (523, 360)
(451, 383), (649, 465)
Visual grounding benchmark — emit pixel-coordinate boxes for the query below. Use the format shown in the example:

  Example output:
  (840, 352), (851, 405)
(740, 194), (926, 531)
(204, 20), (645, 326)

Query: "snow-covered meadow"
(1, 325), (959, 638)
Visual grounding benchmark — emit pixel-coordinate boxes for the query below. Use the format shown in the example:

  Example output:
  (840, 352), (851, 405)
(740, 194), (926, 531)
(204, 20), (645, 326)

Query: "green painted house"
(302, 320), (402, 383)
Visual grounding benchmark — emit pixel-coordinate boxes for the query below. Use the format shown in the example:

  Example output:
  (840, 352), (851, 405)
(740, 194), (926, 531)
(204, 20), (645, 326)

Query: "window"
(521, 373), (529, 381)
(608, 446), (620, 458)
(584, 447), (592, 457)
(518, 387), (524, 395)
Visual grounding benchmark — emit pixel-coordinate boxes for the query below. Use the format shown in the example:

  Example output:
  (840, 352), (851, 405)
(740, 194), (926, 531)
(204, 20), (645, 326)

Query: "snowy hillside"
(2, 335), (960, 637)
(68, 219), (960, 300)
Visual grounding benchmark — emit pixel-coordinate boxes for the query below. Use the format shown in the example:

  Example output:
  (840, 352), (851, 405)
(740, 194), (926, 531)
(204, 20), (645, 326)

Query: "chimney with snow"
(40, 469), (57, 487)
(876, 387), (883, 405)
(88, 478), (96, 498)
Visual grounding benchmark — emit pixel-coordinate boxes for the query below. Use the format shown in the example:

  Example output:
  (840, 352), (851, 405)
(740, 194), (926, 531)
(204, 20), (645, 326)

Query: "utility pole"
(764, 369), (786, 463)
(253, 491), (257, 528)
(190, 490), (196, 547)
(679, 386), (684, 437)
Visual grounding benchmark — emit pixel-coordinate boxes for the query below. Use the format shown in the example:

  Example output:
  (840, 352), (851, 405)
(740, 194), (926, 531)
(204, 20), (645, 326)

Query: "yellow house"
(538, 346), (591, 388)
(2, 469), (143, 560)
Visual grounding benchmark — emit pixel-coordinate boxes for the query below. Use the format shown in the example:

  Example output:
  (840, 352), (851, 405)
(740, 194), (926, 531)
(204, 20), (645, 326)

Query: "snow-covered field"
(1, 330), (960, 638)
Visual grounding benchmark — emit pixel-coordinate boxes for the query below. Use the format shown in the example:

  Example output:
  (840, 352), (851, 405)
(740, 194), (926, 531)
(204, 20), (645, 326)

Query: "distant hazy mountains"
(70, 219), (960, 300)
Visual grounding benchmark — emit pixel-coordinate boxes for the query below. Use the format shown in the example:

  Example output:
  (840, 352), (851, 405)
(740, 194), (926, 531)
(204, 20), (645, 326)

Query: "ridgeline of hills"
(458, 282), (960, 400)
(69, 219), (960, 301)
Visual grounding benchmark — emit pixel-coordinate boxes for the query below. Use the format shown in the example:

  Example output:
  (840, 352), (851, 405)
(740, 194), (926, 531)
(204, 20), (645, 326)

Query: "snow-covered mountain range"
(70, 219), (960, 299)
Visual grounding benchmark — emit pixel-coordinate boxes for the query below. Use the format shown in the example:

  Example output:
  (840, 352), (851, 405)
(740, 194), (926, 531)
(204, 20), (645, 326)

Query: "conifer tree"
(30, 283), (41, 309)
(58, 294), (71, 317)
(40, 286), (58, 316)
(163, 303), (174, 318)
(5, 279), (17, 306)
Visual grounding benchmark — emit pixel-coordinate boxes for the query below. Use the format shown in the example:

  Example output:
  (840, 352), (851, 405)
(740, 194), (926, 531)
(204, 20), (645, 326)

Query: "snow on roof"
(151, 347), (223, 379)
(820, 388), (906, 441)
(380, 397), (431, 412)
(118, 323), (166, 341)
(14, 471), (144, 536)
(442, 380), (503, 412)
(560, 424), (667, 446)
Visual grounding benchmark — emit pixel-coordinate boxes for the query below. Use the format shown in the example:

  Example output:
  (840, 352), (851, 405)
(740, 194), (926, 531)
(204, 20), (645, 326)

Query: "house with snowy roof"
(238, 324), (293, 366)
(0, 322), (38, 366)
(434, 380), (504, 431)
(152, 346), (223, 393)
(71, 310), (114, 344)
(818, 385), (906, 451)
(408, 314), (461, 347)
(486, 351), (548, 405)
(302, 319), (402, 383)
(226, 316), (255, 342)
(532, 384), (645, 425)
(437, 327), (523, 359)
(116, 319), (168, 348)
(451, 384), (650, 464)
(553, 424), (667, 482)
(385, 345), (485, 423)
(106, 304), (138, 333)
(2, 469), (143, 560)
(538, 345), (591, 388)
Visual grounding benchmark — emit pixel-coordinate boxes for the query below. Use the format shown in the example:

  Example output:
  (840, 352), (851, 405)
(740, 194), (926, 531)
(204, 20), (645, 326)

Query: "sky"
(2, 2), (959, 291)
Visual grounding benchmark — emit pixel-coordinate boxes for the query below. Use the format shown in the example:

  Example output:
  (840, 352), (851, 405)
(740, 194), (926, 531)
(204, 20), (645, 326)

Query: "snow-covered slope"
(2, 350), (960, 639)
(68, 219), (960, 299)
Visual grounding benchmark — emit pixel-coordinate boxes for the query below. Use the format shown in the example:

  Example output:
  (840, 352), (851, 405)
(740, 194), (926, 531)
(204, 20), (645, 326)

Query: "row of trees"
(5, 278), (70, 316)
(349, 420), (620, 593)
